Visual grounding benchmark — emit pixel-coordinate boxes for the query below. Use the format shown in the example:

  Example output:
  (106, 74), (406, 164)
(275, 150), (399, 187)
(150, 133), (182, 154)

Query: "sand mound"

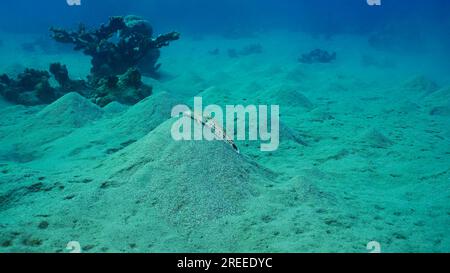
(280, 123), (309, 146)
(164, 72), (208, 99)
(0, 93), (104, 162)
(0, 117), (275, 251)
(421, 87), (450, 116)
(402, 76), (439, 95)
(397, 101), (421, 114)
(231, 120), (308, 156)
(0, 105), (42, 129)
(95, 119), (272, 227)
(102, 101), (128, 115)
(260, 86), (314, 110)
(18, 92), (178, 167)
(307, 107), (336, 122)
(36, 92), (103, 128)
(430, 106), (450, 117)
(424, 86), (450, 102)
(110, 91), (176, 135)
(274, 175), (335, 206)
(360, 128), (394, 148)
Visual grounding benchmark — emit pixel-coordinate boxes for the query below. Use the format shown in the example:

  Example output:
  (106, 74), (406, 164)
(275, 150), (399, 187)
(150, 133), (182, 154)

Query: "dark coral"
(50, 15), (180, 81)
(49, 63), (70, 86)
(92, 68), (152, 107)
(0, 63), (153, 107)
(0, 69), (56, 105)
(0, 64), (90, 106)
(49, 63), (87, 92)
(1, 15), (177, 107)
(298, 49), (336, 64)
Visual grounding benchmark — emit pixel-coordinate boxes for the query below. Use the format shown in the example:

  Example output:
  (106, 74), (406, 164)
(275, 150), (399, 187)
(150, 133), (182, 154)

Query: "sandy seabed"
(0, 30), (449, 252)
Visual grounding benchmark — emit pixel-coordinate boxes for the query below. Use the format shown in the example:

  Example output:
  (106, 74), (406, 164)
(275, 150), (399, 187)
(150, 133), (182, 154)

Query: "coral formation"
(403, 76), (439, 95)
(0, 68), (56, 106)
(92, 68), (153, 107)
(298, 49), (336, 64)
(361, 128), (394, 149)
(0, 64), (92, 106)
(49, 63), (87, 93)
(0, 62), (153, 107)
(430, 106), (450, 117)
(50, 15), (180, 81)
(0, 15), (179, 107)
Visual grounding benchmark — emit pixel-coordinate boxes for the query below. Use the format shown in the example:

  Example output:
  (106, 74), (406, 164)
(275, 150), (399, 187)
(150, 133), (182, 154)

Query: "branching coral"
(0, 15), (178, 107)
(50, 15), (180, 81)
(49, 63), (87, 92)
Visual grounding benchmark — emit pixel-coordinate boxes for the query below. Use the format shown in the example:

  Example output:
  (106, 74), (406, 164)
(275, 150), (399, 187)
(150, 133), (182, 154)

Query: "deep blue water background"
(1, 0), (449, 37)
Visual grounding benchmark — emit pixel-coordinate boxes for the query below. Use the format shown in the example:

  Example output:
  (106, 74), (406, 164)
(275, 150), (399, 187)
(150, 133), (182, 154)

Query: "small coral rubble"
(298, 49), (336, 64)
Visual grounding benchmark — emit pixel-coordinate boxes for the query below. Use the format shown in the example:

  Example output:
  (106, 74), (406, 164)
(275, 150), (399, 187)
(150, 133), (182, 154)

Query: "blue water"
(2, 0), (450, 34)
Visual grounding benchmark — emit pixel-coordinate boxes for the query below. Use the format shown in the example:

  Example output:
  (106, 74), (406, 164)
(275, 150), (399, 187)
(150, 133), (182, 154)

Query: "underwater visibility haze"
(0, 0), (449, 253)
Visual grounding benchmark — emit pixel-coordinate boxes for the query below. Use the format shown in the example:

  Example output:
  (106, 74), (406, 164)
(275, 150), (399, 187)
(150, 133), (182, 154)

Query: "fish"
(183, 110), (240, 154)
